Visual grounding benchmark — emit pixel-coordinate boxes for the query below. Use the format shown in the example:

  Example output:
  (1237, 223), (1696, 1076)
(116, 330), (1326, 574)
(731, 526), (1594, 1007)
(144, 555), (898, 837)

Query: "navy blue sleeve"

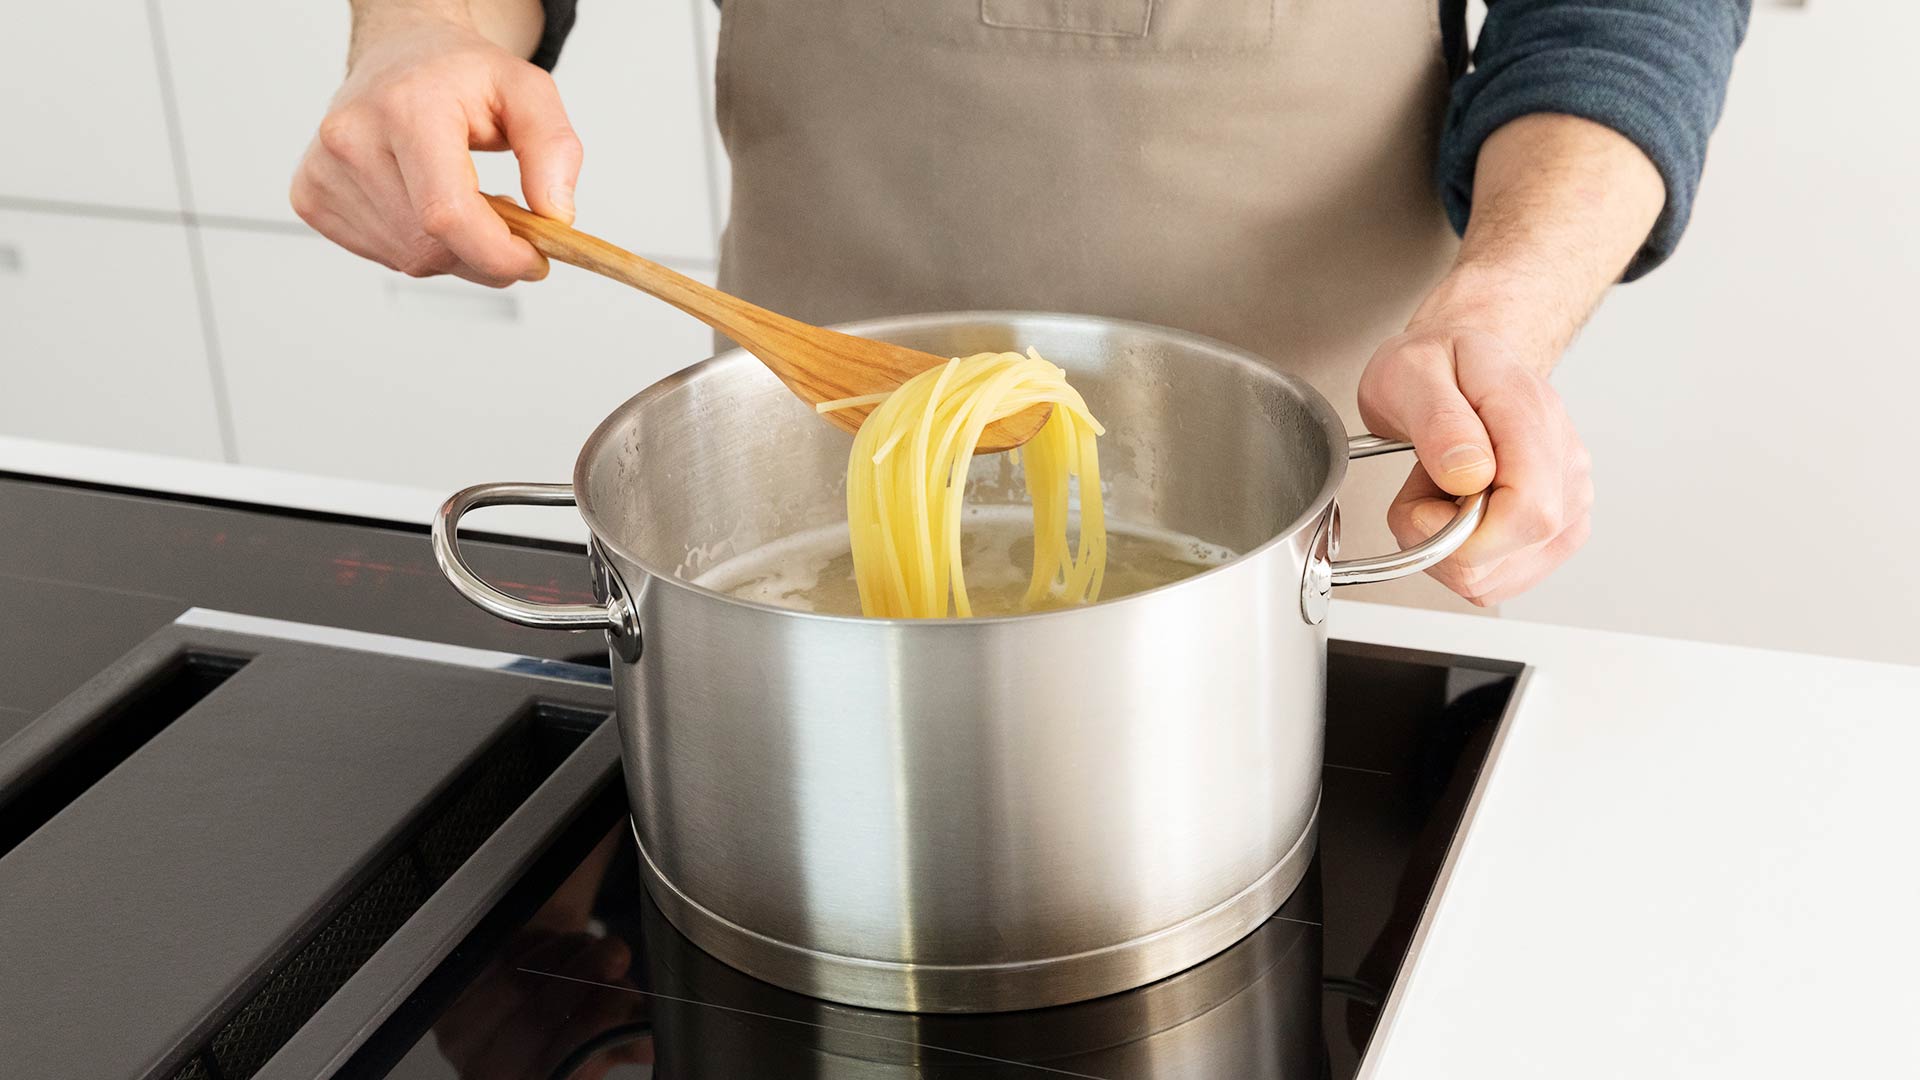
(529, 0), (578, 71)
(1438, 1), (1750, 280)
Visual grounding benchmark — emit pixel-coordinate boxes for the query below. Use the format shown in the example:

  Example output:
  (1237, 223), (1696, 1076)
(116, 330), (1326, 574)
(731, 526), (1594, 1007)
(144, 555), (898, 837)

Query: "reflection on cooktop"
(392, 823), (1324, 1079)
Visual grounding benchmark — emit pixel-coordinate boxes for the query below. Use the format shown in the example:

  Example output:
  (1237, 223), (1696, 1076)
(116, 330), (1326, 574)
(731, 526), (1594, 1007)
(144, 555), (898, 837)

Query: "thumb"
(1360, 338), (1496, 497)
(498, 66), (584, 224)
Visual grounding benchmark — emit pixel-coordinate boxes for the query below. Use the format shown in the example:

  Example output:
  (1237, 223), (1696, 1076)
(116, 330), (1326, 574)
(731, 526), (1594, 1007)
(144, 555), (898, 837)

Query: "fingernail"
(1414, 505), (1452, 536)
(549, 185), (575, 224)
(1439, 444), (1492, 476)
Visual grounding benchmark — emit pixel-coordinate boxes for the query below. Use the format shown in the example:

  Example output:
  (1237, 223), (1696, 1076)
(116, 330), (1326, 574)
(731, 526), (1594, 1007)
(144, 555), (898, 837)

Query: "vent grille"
(169, 704), (603, 1080)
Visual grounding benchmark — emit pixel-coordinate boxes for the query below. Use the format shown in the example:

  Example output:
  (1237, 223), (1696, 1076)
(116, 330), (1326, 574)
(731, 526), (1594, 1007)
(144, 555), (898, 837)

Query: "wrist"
(469, 0), (546, 59)
(348, 1), (476, 68)
(1409, 115), (1667, 375)
(1407, 263), (1580, 374)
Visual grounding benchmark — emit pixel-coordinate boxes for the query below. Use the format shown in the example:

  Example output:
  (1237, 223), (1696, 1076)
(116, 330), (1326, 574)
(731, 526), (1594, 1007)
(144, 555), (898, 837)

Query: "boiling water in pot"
(694, 506), (1236, 617)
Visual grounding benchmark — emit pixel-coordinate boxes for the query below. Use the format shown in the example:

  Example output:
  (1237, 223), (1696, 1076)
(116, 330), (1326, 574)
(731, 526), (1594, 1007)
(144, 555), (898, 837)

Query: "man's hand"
(1358, 322), (1592, 607)
(1358, 114), (1664, 605)
(289, 0), (578, 287)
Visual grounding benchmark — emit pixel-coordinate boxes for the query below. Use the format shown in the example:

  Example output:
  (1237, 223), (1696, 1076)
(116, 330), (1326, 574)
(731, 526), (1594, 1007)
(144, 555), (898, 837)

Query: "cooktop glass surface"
(0, 475), (1521, 1079)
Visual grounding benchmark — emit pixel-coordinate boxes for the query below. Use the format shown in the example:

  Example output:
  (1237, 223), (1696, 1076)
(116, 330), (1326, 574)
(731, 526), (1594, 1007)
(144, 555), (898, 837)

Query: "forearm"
(348, 0), (545, 66)
(1414, 113), (1664, 373)
(1438, 0), (1749, 282)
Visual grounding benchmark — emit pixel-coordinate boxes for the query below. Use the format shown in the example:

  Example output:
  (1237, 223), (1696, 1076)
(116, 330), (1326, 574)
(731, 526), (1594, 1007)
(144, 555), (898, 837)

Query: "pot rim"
(572, 310), (1351, 627)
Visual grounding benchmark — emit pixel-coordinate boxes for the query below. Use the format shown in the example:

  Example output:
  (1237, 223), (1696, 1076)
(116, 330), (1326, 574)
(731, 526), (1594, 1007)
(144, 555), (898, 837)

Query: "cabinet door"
(149, 0), (340, 224)
(0, 210), (222, 459)
(201, 227), (718, 491)
(0, 2), (182, 210)
(159, 0), (718, 263)
(544, 0), (718, 260)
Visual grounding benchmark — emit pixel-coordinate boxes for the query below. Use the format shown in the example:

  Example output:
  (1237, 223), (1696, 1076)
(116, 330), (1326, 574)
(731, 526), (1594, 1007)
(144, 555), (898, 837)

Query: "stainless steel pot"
(432, 312), (1482, 1014)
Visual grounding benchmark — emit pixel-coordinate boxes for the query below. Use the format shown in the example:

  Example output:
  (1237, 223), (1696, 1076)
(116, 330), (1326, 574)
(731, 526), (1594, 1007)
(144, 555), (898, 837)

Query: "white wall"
(1503, 3), (1920, 666)
(4, 3), (1913, 665)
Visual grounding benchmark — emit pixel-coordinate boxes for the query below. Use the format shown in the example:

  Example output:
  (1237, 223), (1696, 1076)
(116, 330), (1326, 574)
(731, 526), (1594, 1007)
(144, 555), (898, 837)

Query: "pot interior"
(576, 312), (1346, 596)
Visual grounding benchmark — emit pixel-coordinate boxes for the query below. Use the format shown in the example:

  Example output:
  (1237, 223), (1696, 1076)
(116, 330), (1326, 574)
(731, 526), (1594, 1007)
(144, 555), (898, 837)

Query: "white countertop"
(1338, 603), (1920, 1079)
(7, 434), (1919, 1078)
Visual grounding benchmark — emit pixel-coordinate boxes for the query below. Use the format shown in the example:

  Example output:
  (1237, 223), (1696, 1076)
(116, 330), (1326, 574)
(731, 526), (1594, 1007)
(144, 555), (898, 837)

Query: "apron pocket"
(885, 0), (1274, 54)
(981, 0), (1152, 38)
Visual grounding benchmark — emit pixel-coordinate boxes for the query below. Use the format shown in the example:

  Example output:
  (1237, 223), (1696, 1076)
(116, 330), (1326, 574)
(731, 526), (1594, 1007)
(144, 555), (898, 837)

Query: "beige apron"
(714, 0), (1470, 610)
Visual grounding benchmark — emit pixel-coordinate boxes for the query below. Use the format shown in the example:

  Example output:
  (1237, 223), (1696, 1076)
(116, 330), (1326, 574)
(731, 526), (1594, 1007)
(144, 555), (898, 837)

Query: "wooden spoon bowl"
(487, 195), (1051, 452)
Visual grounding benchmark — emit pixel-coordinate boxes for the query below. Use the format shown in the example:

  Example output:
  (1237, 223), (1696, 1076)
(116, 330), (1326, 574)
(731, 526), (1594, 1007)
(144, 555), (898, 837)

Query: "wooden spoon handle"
(484, 194), (1051, 452)
(486, 194), (798, 347)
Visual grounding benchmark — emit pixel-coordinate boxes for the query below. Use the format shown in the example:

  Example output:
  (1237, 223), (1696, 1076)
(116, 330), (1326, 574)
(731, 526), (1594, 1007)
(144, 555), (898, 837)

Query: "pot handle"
(1301, 435), (1489, 623)
(432, 482), (630, 632)
(1329, 435), (1488, 585)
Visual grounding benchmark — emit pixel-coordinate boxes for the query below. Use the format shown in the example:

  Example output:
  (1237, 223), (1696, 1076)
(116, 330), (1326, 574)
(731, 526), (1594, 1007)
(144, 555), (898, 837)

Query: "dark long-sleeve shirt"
(1439, 0), (1749, 278)
(536, 0), (1748, 280)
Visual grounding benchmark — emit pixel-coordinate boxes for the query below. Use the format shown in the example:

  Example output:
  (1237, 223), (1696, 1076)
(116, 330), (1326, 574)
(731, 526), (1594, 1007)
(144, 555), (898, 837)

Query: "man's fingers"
(1468, 515), (1592, 607)
(1467, 453), (1594, 606)
(1385, 466), (1455, 548)
(303, 207), (394, 270)
(1446, 370), (1568, 567)
(292, 149), (404, 270)
(1358, 336), (1496, 497)
(391, 112), (548, 284)
(1385, 466), (1489, 597)
(1390, 440), (1593, 607)
(497, 67), (583, 225)
(1362, 327), (1594, 607)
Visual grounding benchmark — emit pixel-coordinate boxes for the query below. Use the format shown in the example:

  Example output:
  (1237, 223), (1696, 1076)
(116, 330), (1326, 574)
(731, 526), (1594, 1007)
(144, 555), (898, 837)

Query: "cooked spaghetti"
(817, 349), (1107, 618)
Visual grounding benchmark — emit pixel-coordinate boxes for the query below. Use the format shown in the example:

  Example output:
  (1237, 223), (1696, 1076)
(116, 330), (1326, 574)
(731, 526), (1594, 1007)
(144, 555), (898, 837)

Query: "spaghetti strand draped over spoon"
(818, 350), (1108, 618)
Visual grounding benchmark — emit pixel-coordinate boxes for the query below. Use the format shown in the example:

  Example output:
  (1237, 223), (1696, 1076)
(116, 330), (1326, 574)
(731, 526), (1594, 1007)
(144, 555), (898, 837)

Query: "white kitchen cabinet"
(0, 2), (182, 210)
(158, 0), (718, 263)
(200, 226), (718, 491)
(148, 0), (341, 223)
(0, 210), (223, 460)
(551, 0), (718, 260)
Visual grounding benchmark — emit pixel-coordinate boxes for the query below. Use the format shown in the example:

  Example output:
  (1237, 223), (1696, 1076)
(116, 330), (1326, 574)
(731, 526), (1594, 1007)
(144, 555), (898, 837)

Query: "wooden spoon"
(486, 195), (1051, 452)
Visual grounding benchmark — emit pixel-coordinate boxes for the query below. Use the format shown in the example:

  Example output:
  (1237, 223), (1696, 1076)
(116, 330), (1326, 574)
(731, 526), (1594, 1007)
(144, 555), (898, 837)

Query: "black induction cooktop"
(0, 474), (1525, 1079)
